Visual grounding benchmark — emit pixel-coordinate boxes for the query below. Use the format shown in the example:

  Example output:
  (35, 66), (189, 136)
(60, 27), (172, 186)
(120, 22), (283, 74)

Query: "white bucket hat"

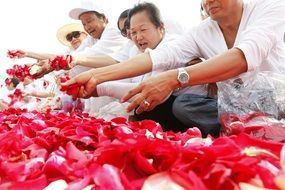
(56, 23), (86, 47)
(69, 0), (105, 20)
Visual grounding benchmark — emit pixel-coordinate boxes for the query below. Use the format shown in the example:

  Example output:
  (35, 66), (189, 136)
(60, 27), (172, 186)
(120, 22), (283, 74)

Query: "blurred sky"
(0, 0), (202, 81)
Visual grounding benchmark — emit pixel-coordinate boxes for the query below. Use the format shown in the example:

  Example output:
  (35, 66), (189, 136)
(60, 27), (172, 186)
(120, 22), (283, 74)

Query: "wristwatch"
(177, 67), (190, 88)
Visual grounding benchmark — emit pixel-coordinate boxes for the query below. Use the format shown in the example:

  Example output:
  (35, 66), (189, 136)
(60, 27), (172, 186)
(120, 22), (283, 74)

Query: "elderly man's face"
(79, 12), (107, 39)
(202, 0), (240, 21)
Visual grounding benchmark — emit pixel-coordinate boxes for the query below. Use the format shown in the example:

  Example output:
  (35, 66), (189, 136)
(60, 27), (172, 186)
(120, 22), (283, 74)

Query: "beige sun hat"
(56, 23), (86, 47)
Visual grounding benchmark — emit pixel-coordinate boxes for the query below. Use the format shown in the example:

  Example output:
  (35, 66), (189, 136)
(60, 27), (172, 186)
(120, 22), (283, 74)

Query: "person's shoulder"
(197, 18), (216, 30)
(163, 33), (180, 42)
(85, 36), (96, 43)
(129, 45), (140, 56)
(242, 0), (285, 23)
(164, 19), (189, 35)
(186, 18), (218, 38)
(247, 0), (284, 5)
(16, 83), (24, 90)
(124, 40), (136, 49)
(100, 23), (123, 39)
(78, 36), (97, 47)
(246, 0), (285, 11)
(77, 36), (98, 51)
(102, 23), (120, 34)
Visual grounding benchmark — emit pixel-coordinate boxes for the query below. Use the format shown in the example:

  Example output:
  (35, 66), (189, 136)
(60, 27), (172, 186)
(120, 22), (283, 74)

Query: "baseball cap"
(69, 0), (104, 20)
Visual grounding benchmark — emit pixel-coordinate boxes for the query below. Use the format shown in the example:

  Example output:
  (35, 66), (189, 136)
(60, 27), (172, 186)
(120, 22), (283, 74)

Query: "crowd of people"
(1, 0), (285, 137)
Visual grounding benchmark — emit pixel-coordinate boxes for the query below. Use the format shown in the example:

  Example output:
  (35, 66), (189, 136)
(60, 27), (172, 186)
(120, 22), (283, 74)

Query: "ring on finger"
(143, 99), (150, 107)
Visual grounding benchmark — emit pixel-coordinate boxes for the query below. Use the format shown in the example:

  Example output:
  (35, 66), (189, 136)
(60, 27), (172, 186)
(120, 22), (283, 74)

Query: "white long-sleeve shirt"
(149, 0), (285, 82)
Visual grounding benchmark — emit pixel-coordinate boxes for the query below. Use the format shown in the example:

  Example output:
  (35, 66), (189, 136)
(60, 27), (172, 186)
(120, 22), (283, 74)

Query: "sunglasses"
(66, 31), (81, 42)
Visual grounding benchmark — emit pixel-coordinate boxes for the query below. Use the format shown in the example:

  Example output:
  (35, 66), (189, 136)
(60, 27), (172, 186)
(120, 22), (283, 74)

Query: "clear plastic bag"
(218, 71), (285, 119)
(218, 71), (285, 142)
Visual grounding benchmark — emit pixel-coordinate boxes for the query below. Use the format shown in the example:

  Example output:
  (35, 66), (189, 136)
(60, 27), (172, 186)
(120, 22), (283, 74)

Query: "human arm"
(0, 100), (8, 110)
(16, 50), (55, 60)
(31, 54), (118, 79)
(25, 91), (55, 98)
(96, 80), (137, 100)
(62, 30), (201, 98)
(122, 48), (247, 114)
(73, 55), (118, 68)
(122, 0), (285, 113)
(185, 57), (217, 97)
(62, 53), (152, 99)
(32, 26), (126, 78)
(74, 40), (137, 68)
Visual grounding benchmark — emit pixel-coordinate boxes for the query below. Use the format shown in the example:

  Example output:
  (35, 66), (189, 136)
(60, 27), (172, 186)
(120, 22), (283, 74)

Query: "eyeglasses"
(66, 31), (81, 42)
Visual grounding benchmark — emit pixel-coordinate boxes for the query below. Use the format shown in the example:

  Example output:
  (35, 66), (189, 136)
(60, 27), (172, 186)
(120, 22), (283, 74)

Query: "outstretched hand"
(121, 71), (177, 114)
(7, 49), (26, 59)
(61, 69), (99, 99)
(30, 59), (52, 78)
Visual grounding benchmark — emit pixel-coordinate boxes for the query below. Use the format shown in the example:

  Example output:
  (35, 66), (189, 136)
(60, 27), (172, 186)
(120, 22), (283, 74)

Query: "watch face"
(180, 73), (188, 82)
(178, 68), (189, 87)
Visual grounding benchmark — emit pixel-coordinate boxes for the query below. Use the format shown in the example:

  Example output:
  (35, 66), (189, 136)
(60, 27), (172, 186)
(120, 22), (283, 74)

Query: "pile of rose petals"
(0, 108), (284, 190)
(7, 50), (24, 59)
(49, 55), (72, 71)
(220, 112), (285, 143)
(6, 64), (34, 82)
(8, 89), (24, 106)
(59, 75), (81, 99)
(60, 83), (81, 98)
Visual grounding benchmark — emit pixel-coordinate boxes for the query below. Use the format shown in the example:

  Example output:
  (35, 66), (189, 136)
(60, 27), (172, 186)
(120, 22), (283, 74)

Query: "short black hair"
(128, 2), (162, 28)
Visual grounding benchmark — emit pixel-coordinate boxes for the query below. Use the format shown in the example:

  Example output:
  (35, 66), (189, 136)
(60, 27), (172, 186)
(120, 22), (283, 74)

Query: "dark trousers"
(173, 94), (220, 137)
(134, 95), (189, 133)
(134, 94), (220, 138)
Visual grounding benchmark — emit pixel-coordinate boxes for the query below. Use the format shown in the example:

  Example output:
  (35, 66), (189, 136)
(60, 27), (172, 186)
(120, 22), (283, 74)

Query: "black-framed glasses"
(66, 31), (81, 42)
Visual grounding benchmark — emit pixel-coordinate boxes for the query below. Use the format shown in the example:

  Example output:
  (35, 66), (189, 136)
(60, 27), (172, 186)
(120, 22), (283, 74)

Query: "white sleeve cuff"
(234, 44), (257, 72)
